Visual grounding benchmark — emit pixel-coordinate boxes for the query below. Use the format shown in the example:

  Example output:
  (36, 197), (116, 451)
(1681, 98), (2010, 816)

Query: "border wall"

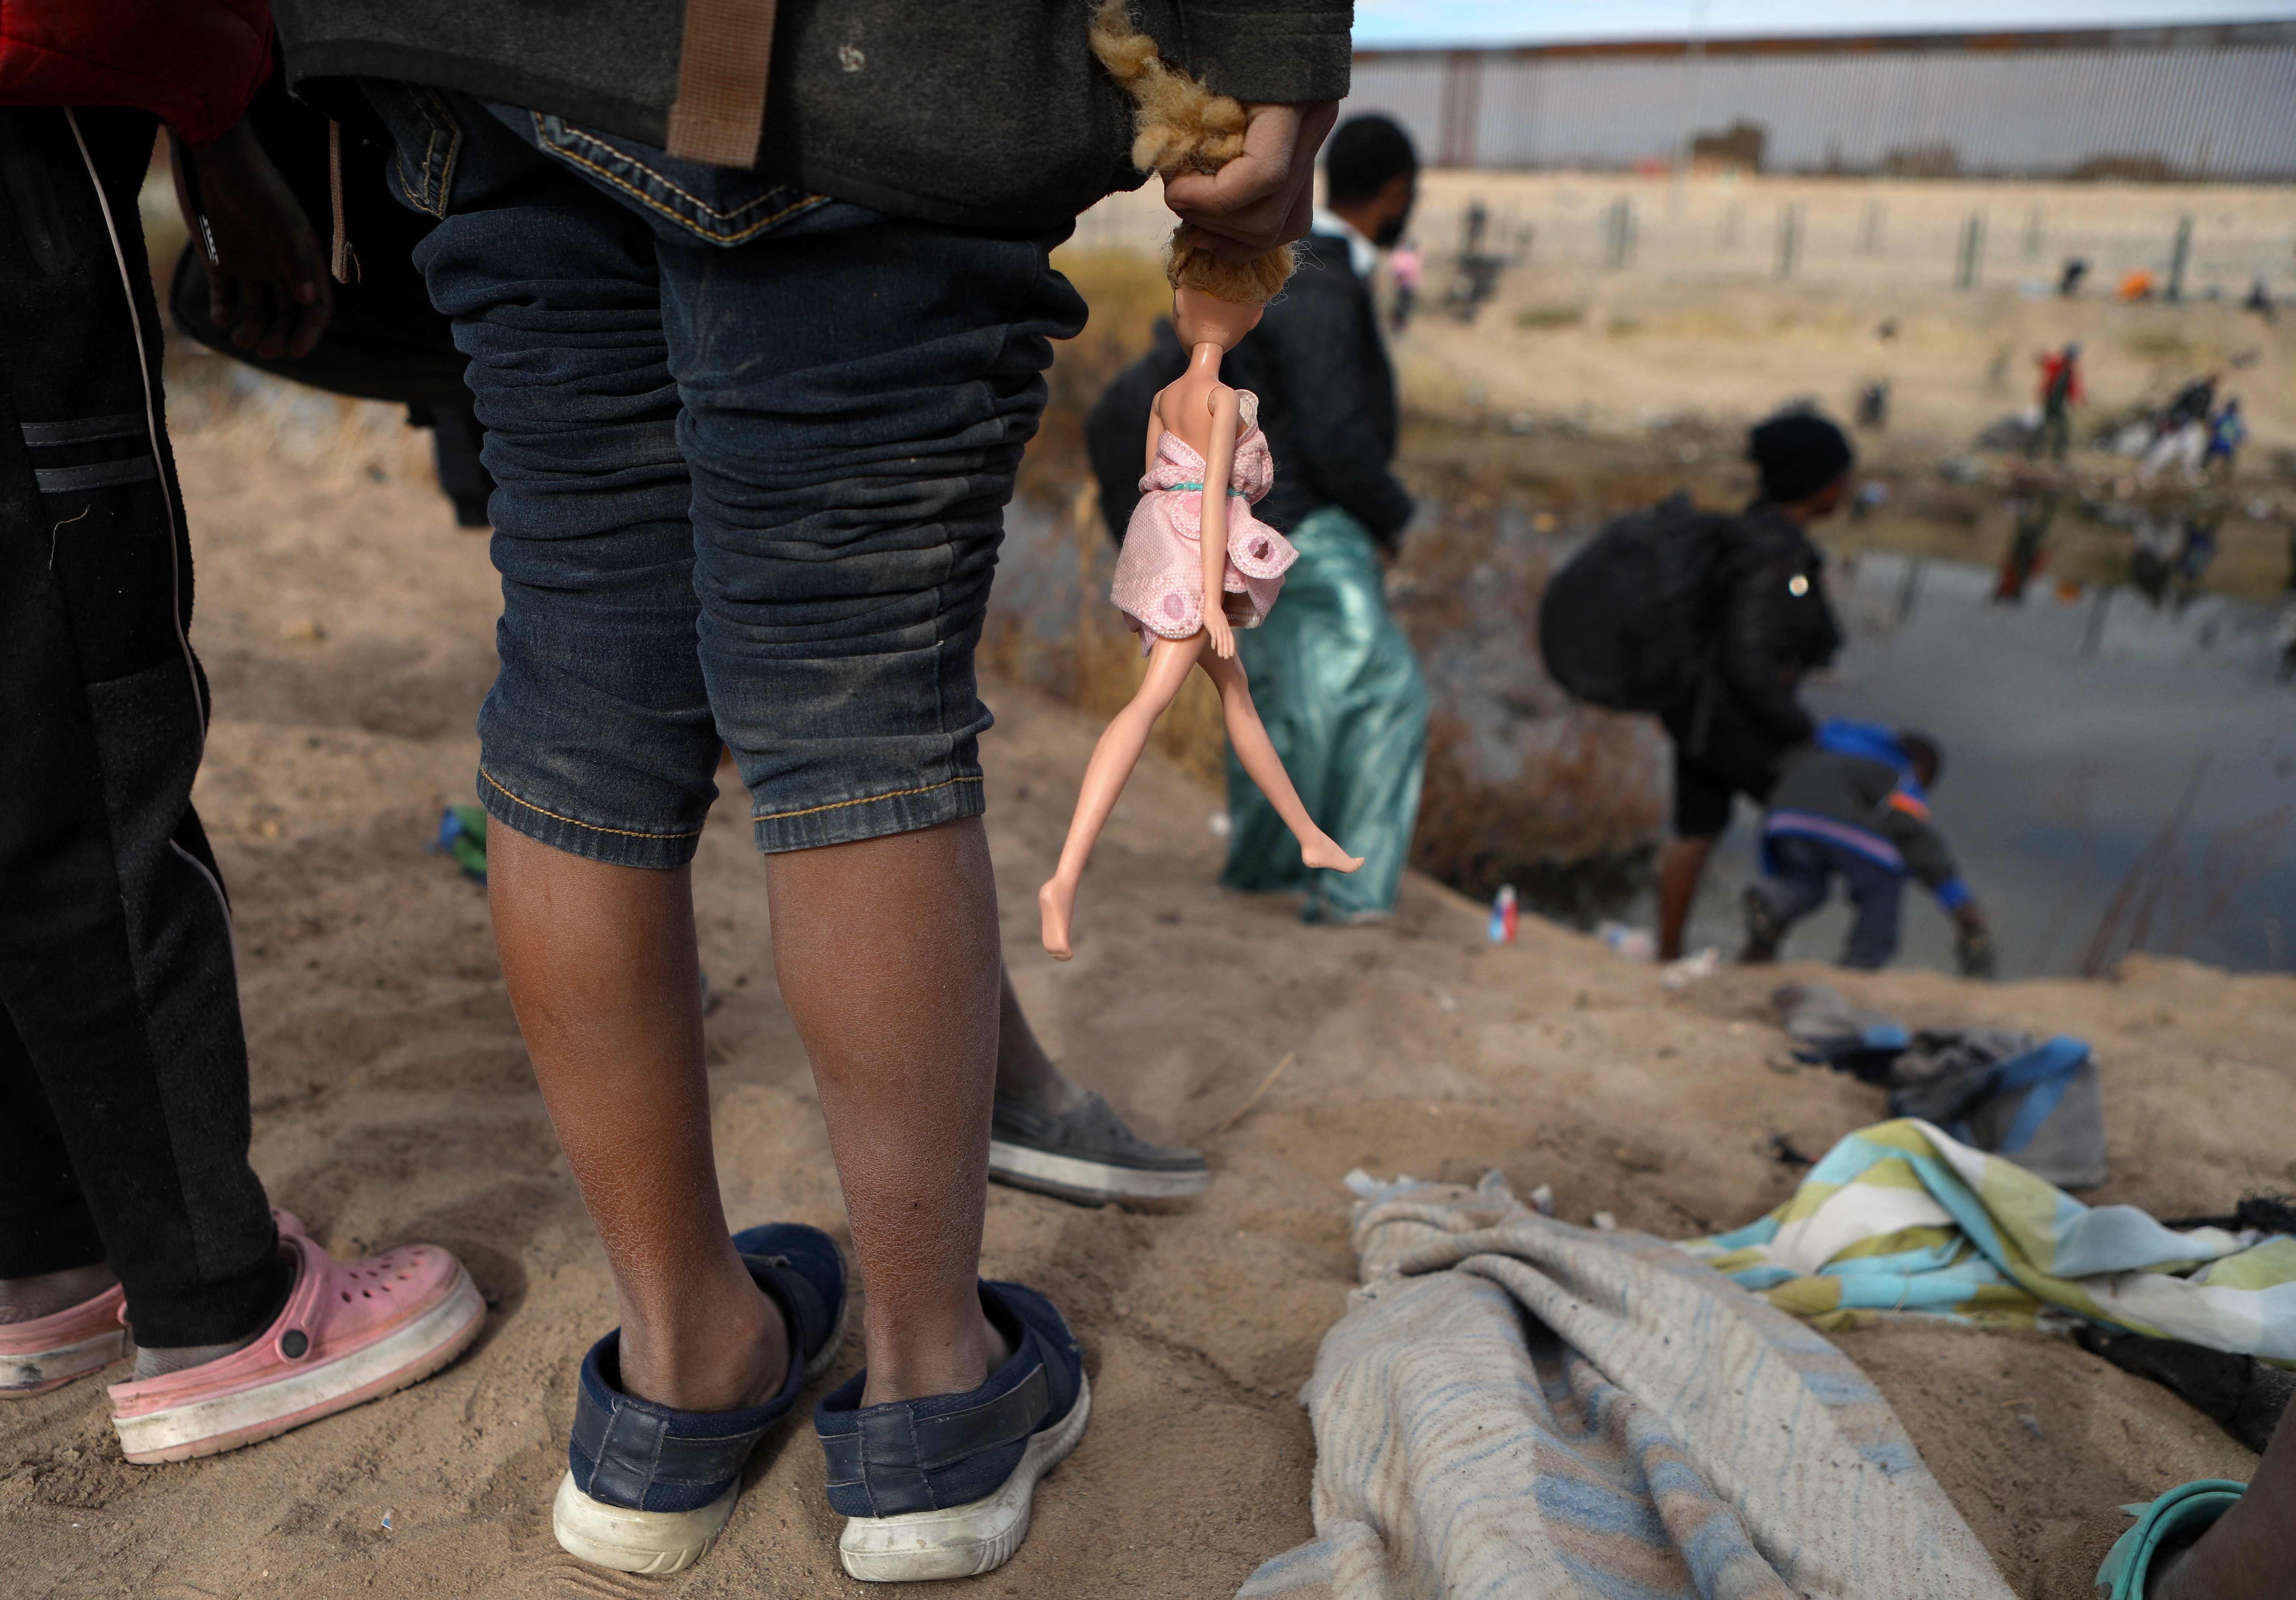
(1343, 22), (2296, 183)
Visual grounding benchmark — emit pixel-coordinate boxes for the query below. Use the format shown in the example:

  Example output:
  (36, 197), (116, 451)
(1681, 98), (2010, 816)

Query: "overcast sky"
(1352, 1), (2296, 47)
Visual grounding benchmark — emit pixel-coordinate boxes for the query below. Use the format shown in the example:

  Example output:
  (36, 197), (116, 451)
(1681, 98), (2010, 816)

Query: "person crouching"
(1741, 723), (1993, 977)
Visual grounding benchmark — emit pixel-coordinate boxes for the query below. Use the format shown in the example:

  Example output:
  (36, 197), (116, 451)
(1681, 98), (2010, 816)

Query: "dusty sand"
(5, 421), (2291, 1600)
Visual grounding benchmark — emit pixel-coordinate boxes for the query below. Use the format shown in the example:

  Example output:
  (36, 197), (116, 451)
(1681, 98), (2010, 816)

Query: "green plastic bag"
(1223, 508), (1428, 921)
(433, 803), (489, 882)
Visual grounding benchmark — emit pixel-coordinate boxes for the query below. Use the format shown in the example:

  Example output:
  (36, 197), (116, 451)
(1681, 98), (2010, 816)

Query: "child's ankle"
(860, 1305), (1010, 1408)
(617, 1276), (787, 1413)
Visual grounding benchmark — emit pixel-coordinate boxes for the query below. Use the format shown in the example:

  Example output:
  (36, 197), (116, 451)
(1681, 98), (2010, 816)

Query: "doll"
(1037, 6), (1363, 961)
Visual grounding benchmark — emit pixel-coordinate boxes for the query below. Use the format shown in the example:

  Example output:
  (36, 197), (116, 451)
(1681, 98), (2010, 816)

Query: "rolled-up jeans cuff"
(750, 771), (985, 854)
(477, 767), (705, 870)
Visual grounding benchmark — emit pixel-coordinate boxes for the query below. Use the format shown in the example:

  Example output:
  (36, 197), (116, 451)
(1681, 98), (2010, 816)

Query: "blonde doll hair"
(1088, 0), (1295, 305)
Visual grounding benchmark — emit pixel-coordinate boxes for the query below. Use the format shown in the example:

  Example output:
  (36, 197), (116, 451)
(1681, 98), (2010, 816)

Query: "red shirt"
(0, 0), (270, 146)
(2036, 352), (2084, 407)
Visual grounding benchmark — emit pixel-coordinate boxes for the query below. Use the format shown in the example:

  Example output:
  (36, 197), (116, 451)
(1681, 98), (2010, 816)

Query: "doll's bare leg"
(1201, 649), (1363, 874)
(1039, 633), (1203, 959)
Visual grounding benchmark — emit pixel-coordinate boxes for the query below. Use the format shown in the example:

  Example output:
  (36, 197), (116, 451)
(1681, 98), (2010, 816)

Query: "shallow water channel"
(1664, 554), (2296, 979)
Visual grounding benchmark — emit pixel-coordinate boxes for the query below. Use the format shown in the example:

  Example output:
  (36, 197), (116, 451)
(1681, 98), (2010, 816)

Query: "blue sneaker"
(814, 1281), (1090, 1582)
(551, 1223), (848, 1574)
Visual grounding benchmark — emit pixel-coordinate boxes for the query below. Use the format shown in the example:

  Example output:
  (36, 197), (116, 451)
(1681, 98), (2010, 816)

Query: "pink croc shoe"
(108, 1212), (484, 1463)
(1, 1283), (129, 1397)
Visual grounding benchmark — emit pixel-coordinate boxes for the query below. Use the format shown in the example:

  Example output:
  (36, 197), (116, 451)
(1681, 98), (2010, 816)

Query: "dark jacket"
(1086, 229), (1414, 549)
(270, 1), (1351, 231)
(1765, 722), (1970, 907)
(1705, 502), (1843, 748)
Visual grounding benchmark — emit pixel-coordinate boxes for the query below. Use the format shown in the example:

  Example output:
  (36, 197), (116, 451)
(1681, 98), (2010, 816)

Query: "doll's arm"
(1144, 396), (1167, 477)
(1200, 386), (1242, 658)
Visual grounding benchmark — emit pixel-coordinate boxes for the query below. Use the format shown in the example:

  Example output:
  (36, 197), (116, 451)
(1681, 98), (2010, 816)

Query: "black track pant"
(0, 107), (286, 1347)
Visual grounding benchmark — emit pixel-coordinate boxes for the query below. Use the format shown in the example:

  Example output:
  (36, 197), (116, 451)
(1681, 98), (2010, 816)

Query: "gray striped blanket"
(1239, 1173), (2011, 1600)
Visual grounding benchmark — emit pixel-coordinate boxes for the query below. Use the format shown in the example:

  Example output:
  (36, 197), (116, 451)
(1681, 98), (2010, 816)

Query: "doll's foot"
(1300, 836), (1364, 874)
(1038, 879), (1077, 962)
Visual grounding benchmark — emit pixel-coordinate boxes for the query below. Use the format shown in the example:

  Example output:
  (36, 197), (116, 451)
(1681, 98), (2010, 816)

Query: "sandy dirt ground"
(5, 424), (2291, 1600)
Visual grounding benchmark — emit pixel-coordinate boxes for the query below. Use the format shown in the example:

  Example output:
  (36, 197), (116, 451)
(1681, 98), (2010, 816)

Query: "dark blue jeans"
(1754, 833), (1905, 970)
(367, 90), (1086, 864)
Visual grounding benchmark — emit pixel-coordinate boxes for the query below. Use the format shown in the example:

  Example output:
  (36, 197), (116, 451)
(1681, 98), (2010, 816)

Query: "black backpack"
(1538, 493), (1735, 712)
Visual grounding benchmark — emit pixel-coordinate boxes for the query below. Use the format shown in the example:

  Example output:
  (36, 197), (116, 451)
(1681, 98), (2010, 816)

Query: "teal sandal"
(2094, 1479), (2246, 1599)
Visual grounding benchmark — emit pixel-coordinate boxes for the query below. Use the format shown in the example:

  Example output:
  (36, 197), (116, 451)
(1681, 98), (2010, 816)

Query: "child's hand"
(1164, 100), (1337, 261)
(174, 119), (332, 360)
(1203, 612), (1236, 660)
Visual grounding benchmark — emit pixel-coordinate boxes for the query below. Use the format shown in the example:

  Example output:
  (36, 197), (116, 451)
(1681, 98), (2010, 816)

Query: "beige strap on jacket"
(664, 0), (780, 167)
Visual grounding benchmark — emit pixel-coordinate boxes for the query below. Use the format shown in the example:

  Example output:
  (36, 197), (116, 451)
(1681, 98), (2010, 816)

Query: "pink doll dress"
(1111, 390), (1298, 652)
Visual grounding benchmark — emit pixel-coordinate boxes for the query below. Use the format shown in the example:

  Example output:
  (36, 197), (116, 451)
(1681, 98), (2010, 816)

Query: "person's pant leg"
(411, 126), (722, 865)
(1223, 563), (1321, 897)
(1224, 508), (1428, 918)
(657, 213), (1085, 849)
(1753, 834), (1833, 931)
(0, 1011), (108, 1278)
(1305, 512), (1427, 919)
(1835, 848), (1906, 970)
(0, 106), (282, 1341)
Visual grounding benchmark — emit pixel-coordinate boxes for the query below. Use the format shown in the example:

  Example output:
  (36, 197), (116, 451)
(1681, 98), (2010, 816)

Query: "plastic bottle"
(1598, 921), (1658, 962)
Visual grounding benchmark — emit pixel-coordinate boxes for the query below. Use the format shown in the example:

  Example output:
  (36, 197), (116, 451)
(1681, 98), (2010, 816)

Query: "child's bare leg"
(1202, 650), (1362, 873)
(2151, 1403), (2296, 1600)
(764, 818), (1011, 1406)
(488, 828), (787, 1413)
(1039, 633), (1203, 958)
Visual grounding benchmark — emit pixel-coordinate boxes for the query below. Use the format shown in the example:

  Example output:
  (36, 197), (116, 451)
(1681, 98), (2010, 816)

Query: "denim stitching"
(424, 88), (462, 216)
(416, 93), (443, 212)
(394, 88), (458, 218)
(546, 121), (807, 225)
(480, 768), (702, 840)
(392, 132), (430, 216)
(750, 775), (981, 825)
(532, 115), (828, 245)
(413, 92), (445, 215)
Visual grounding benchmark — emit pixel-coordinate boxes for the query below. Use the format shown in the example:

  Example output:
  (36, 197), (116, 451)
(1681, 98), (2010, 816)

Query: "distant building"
(1349, 22), (2296, 180)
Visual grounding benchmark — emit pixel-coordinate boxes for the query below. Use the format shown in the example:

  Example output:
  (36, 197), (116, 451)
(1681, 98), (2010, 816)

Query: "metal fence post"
(1858, 200), (1884, 256)
(1775, 202), (1801, 280)
(1896, 557), (1925, 623)
(1956, 211), (1986, 289)
(2024, 203), (2043, 259)
(2166, 213), (2193, 301)
(2081, 585), (2111, 658)
(1605, 197), (1635, 269)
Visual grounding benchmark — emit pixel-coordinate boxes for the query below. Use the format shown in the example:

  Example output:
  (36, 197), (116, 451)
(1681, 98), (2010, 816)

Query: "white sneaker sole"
(114, 1267), (484, 1463)
(838, 1369), (1092, 1583)
(552, 1280), (852, 1575)
(2, 1326), (131, 1398)
(988, 1140), (1209, 1202)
